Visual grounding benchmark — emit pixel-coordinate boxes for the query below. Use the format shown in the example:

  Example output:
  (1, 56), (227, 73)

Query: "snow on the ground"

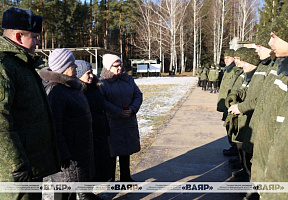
(135, 77), (198, 138)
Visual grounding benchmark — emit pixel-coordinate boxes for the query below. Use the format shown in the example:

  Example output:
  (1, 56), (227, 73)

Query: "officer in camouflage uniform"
(0, 7), (60, 200)
(249, 9), (288, 200)
(227, 31), (273, 184)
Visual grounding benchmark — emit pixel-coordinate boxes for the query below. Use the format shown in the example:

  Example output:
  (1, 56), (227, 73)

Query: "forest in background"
(0, 0), (287, 74)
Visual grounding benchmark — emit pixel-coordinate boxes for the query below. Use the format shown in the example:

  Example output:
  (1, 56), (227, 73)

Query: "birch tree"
(211, 0), (224, 64)
(148, 0), (191, 73)
(135, 0), (154, 58)
(237, 0), (258, 41)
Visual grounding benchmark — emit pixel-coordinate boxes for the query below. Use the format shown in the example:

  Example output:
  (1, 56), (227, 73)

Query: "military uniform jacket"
(200, 67), (209, 80)
(232, 69), (257, 143)
(208, 68), (219, 82)
(250, 57), (288, 183)
(217, 62), (239, 113)
(238, 57), (271, 114)
(0, 36), (60, 181)
(197, 67), (203, 77)
(238, 57), (272, 153)
(224, 69), (244, 141)
(262, 86), (288, 200)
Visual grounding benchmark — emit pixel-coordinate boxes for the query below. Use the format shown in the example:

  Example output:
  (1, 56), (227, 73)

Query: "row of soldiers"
(215, 8), (288, 200)
(197, 64), (224, 93)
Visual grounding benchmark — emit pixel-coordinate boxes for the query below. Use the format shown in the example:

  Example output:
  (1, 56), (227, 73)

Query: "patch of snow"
(135, 77), (197, 137)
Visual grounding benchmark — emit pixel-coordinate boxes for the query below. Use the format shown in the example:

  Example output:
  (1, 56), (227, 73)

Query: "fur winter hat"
(224, 49), (235, 58)
(271, 7), (288, 43)
(102, 54), (122, 70)
(48, 48), (75, 73)
(255, 30), (271, 49)
(75, 60), (93, 78)
(2, 7), (43, 33)
(241, 48), (260, 66)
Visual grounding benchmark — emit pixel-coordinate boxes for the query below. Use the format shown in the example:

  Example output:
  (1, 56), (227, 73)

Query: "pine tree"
(258, 0), (284, 31)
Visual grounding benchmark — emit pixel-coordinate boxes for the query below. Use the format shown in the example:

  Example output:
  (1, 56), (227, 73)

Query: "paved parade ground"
(109, 82), (244, 200)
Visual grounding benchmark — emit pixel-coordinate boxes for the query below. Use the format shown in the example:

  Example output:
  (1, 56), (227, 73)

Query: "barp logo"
(111, 184), (142, 191)
(40, 184), (72, 191)
(254, 184), (284, 191)
(182, 184), (213, 191)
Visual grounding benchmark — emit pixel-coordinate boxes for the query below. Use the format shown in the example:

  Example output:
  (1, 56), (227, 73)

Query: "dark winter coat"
(100, 68), (143, 157)
(0, 36), (60, 181)
(250, 57), (288, 183)
(39, 67), (94, 182)
(82, 76), (112, 181)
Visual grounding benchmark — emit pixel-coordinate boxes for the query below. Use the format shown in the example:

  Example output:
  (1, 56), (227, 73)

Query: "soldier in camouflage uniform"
(222, 47), (246, 161)
(249, 9), (288, 200)
(208, 64), (219, 93)
(226, 31), (272, 184)
(217, 49), (243, 156)
(225, 48), (259, 179)
(200, 64), (209, 91)
(0, 7), (60, 200)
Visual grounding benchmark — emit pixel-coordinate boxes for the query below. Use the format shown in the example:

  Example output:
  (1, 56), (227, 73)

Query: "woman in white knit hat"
(39, 49), (95, 200)
(100, 54), (143, 182)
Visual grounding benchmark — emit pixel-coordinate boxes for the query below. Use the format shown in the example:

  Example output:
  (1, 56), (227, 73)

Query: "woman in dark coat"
(75, 60), (112, 182)
(39, 49), (94, 200)
(100, 54), (143, 182)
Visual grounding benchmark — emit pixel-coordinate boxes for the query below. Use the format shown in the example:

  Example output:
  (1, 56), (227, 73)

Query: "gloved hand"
(60, 159), (71, 169)
(12, 164), (33, 182)
(225, 92), (237, 108)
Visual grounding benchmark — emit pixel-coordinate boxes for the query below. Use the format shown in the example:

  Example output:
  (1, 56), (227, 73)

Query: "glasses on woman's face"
(112, 62), (122, 68)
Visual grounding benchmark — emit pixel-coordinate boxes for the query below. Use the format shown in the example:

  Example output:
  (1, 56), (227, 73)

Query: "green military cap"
(234, 47), (248, 58)
(241, 48), (260, 66)
(224, 49), (235, 58)
(255, 30), (271, 49)
(271, 7), (288, 43)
